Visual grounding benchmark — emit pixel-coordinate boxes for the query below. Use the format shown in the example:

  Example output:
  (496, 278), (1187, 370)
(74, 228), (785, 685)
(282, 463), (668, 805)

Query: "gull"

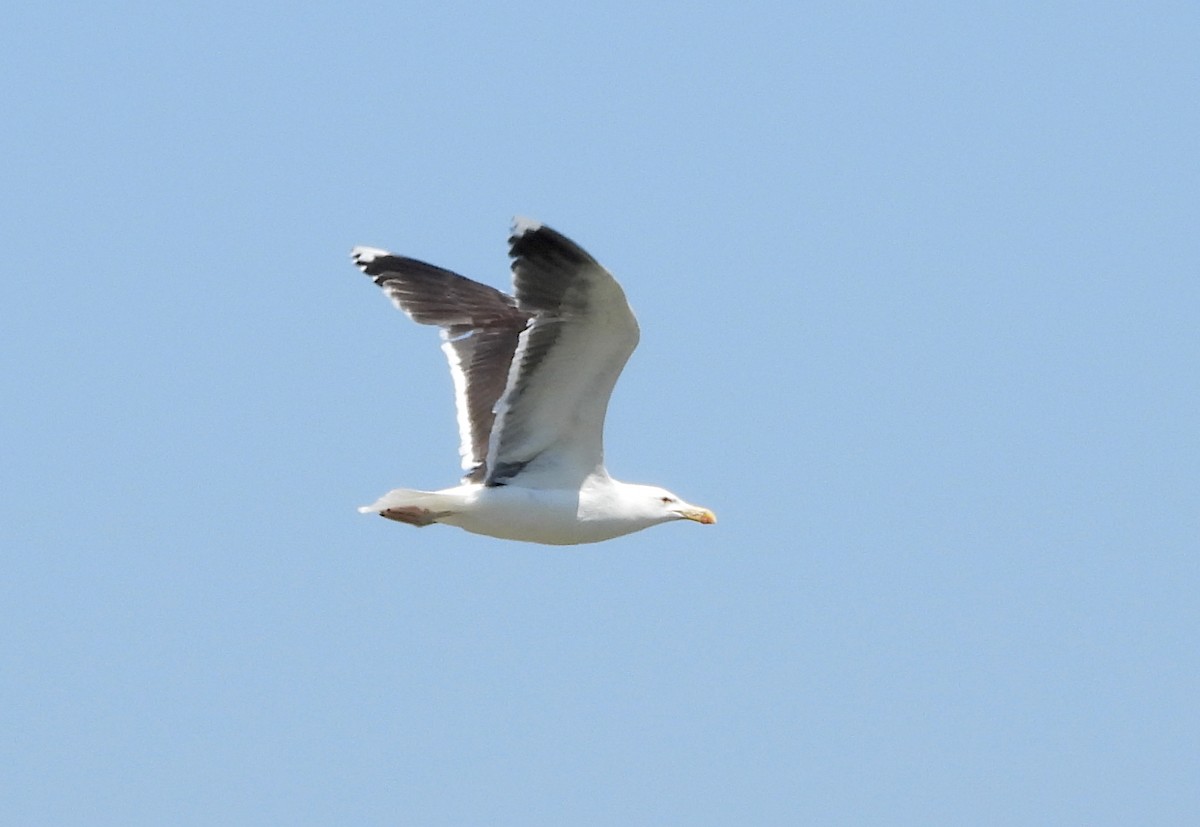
(350, 218), (715, 545)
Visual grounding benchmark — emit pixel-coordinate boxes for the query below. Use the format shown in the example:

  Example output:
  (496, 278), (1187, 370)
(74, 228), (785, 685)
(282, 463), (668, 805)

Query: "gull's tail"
(358, 488), (459, 527)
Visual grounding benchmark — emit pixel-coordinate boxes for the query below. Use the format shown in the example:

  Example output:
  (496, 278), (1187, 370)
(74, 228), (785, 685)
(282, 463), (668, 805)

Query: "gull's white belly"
(439, 485), (647, 545)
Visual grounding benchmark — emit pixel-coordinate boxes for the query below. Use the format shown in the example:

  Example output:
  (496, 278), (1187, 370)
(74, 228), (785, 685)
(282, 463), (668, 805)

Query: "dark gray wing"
(351, 247), (530, 482)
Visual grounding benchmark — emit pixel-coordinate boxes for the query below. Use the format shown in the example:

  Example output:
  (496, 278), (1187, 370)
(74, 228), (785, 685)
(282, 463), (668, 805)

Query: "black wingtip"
(508, 220), (594, 271)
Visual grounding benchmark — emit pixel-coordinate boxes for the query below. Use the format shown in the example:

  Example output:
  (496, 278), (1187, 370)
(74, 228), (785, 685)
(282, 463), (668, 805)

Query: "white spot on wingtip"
(511, 216), (542, 236)
(351, 246), (390, 266)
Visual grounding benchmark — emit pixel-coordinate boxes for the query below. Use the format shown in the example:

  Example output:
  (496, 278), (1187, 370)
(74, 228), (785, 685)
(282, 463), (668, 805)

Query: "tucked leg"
(379, 506), (440, 527)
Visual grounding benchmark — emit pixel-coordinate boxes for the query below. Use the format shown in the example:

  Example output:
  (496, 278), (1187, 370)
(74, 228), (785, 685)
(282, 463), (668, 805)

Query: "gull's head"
(637, 485), (717, 527)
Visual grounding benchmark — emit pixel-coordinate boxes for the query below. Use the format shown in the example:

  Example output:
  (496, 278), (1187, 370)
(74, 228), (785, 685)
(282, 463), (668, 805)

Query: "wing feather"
(484, 220), (640, 487)
(350, 247), (528, 481)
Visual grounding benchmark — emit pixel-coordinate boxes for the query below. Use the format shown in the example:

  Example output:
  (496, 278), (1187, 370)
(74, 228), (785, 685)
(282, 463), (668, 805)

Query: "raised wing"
(484, 219), (640, 487)
(350, 247), (529, 482)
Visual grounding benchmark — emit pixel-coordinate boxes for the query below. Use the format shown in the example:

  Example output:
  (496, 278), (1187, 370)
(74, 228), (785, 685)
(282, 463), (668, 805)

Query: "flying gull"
(349, 218), (716, 545)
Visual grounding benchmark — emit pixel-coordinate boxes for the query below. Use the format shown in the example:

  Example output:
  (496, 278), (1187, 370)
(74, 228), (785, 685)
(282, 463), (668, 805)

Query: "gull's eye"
(660, 496), (676, 504)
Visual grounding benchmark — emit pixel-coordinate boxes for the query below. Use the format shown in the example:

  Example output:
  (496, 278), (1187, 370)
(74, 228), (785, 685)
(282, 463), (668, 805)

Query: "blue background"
(3, 2), (1197, 824)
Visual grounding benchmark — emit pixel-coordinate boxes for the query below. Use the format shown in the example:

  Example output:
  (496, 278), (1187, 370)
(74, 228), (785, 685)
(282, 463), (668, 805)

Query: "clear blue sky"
(3, 2), (1197, 824)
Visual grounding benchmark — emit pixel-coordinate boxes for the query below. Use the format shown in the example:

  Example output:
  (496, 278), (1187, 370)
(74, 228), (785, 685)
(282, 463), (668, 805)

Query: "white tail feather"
(358, 487), (451, 514)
